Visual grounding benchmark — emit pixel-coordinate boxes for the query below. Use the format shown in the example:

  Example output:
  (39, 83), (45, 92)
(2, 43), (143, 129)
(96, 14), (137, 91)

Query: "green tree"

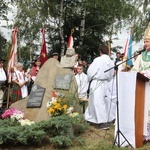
(0, 0), (9, 21)
(9, 0), (138, 61)
(0, 0), (9, 57)
(132, 0), (150, 41)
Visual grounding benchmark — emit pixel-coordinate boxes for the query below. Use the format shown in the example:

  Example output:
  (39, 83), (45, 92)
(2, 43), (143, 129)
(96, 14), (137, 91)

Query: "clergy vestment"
(85, 54), (114, 124)
(105, 76), (117, 122)
(75, 72), (89, 99)
(132, 51), (150, 141)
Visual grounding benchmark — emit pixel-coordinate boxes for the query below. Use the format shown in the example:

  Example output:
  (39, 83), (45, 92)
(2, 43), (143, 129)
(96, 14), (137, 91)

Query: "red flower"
(52, 91), (57, 97)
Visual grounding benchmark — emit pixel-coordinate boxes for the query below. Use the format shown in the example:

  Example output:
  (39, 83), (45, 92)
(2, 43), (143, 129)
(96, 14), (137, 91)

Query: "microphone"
(136, 48), (146, 54)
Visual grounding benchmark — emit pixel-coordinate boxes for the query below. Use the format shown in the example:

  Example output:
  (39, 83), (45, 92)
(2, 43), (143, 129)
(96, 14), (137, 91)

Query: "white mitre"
(144, 25), (150, 40)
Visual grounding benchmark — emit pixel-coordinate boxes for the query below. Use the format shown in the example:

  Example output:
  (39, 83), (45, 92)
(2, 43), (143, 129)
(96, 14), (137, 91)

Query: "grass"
(70, 124), (127, 150)
(69, 124), (150, 150)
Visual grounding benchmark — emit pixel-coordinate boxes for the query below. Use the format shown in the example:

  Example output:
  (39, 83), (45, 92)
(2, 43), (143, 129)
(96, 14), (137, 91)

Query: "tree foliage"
(0, 0), (9, 21)
(132, 0), (150, 42)
(2, 0), (149, 62)
(0, 0), (10, 57)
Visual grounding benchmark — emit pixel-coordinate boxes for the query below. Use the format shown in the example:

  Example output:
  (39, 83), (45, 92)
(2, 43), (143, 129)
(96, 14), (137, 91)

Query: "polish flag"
(67, 35), (74, 48)
(7, 27), (18, 83)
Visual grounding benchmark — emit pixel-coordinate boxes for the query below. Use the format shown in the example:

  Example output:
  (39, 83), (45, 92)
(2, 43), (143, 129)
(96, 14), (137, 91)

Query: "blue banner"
(126, 35), (133, 67)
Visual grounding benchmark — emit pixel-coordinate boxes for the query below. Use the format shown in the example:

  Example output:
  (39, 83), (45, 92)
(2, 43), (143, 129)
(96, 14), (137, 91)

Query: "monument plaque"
(27, 84), (45, 108)
(54, 74), (72, 90)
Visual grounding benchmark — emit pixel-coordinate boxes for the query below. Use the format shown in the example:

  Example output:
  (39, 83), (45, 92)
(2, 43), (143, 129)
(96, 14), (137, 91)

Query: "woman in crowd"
(28, 57), (41, 94)
(11, 62), (28, 102)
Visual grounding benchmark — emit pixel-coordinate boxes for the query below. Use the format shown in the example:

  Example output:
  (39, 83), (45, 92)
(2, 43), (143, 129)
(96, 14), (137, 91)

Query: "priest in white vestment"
(132, 25), (150, 142)
(85, 45), (114, 129)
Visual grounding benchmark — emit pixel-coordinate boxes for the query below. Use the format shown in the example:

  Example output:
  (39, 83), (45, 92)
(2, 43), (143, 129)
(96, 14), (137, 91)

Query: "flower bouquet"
(47, 91), (75, 117)
(2, 108), (24, 121)
(1, 108), (34, 126)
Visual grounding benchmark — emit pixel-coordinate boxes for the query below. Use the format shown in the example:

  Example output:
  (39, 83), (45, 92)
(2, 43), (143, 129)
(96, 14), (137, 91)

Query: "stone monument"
(11, 58), (80, 122)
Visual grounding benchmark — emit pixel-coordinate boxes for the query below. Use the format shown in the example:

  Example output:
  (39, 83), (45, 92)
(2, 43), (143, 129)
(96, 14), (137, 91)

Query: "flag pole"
(108, 40), (111, 57)
(6, 28), (18, 108)
(6, 83), (11, 108)
(108, 24), (113, 57)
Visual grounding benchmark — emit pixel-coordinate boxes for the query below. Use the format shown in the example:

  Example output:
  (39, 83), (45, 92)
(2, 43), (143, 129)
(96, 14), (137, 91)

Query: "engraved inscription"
(54, 74), (72, 90)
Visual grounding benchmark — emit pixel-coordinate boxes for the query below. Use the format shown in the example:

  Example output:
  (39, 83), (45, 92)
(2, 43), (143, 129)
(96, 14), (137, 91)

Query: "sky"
(0, 4), (17, 41)
(111, 28), (143, 53)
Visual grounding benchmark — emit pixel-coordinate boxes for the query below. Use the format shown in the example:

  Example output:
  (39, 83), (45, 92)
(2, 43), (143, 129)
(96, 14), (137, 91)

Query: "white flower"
(51, 98), (57, 103)
(10, 113), (24, 121)
(19, 119), (35, 126)
(51, 97), (57, 101)
(46, 97), (57, 108)
(67, 107), (74, 115)
(46, 101), (52, 108)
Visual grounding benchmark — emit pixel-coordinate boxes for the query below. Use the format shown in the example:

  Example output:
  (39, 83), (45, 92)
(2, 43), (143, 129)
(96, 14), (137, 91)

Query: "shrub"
(0, 114), (88, 148)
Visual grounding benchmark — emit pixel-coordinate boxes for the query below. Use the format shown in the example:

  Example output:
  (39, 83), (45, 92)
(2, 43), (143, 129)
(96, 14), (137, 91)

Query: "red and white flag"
(39, 29), (48, 66)
(123, 37), (129, 59)
(67, 35), (74, 48)
(67, 29), (74, 48)
(7, 27), (18, 83)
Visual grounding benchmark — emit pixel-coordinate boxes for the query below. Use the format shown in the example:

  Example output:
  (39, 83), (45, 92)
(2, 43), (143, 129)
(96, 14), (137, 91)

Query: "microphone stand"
(104, 52), (142, 148)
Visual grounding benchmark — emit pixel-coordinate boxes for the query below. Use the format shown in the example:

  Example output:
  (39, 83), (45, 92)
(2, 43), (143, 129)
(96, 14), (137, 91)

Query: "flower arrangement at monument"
(1, 108), (34, 126)
(47, 91), (75, 117)
(2, 108), (24, 120)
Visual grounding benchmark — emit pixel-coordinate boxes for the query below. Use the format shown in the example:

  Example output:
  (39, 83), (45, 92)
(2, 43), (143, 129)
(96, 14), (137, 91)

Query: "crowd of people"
(0, 45), (92, 109)
(0, 25), (150, 144)
(0, 58), (41, 107)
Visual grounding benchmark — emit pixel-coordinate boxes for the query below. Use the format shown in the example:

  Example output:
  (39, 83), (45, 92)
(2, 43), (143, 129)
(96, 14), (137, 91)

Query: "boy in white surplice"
(75, 64), (89, 100)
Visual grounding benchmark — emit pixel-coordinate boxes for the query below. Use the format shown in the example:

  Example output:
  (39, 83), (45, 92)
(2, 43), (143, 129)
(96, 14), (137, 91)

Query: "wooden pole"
(108, 40), (111, 57)
(6, 83), (11, 108)
(108, 23), (113, 57)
